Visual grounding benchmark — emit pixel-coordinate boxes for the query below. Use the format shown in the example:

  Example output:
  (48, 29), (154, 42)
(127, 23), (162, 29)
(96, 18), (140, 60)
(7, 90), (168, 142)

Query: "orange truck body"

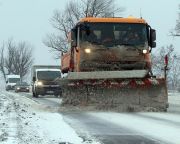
(61, 17), (152, 74)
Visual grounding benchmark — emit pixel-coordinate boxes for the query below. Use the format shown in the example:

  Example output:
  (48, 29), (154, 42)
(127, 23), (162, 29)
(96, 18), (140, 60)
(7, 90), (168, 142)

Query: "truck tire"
(54, 90), (62, 98)
(32, 92), (35, 97)
(33, 92), (39, 98)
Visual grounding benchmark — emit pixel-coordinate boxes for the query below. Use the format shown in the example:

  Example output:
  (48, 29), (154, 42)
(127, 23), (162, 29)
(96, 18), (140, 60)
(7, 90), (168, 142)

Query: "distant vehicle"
(6, 75), (20, 91)
(31, 65), (61, 98)
(15, 82), (30, 93)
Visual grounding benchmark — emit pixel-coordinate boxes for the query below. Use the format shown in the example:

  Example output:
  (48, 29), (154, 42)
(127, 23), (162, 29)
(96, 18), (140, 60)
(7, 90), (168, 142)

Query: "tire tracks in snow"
(133, 113), (180, 128)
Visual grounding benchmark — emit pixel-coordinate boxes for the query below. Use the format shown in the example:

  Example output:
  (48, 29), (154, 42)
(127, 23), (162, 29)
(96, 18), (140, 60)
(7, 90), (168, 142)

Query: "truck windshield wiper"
(91, 41), (101, 45)
(119, 43), (136, 46)
(120, 42), (146, 45)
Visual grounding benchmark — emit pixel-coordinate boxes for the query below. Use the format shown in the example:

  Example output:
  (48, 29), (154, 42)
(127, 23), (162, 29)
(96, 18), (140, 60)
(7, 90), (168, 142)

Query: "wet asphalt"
(63, 112), (165, 144)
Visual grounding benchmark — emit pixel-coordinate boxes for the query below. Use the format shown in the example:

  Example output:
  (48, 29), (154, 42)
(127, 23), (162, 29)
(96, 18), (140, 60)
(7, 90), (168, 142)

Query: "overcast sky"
(0, 0), (179, 66)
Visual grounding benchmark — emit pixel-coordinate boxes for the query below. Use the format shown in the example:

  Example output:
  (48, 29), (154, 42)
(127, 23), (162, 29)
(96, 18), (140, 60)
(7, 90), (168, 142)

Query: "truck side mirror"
(150, 29), (156, 41)
(151, 42), (156, 48)
(71, 28), (77, 47)
(6, 81), (8, 84)
(33, 77), (36, 82)
(150, 29), (156, 48)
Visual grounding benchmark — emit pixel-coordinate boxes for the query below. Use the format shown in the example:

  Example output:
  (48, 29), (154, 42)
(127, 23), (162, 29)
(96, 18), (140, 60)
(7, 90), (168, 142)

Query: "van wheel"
(33, 92), (39, 98)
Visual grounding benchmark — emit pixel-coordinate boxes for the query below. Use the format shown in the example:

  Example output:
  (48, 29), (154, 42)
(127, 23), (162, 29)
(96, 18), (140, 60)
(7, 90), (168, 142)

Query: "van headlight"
(35, 81), (43, 86)
(143, 49), (148, 54)
(37, 81), (43, 86)
(84, 48), (91, 54)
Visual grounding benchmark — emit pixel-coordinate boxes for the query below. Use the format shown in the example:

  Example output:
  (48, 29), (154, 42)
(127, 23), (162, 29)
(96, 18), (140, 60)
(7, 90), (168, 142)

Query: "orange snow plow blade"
(60, 76), (168, 112)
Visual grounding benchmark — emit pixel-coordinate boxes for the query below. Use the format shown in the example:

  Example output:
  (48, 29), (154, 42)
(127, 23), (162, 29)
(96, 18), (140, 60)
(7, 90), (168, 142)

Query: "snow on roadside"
(168, 93), (180, 105)
(0, 91), (100, 144)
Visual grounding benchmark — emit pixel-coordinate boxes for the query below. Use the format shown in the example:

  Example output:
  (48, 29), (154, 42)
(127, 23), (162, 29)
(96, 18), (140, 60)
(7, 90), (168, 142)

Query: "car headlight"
(143, 49), (148, 54)
(26, 87), (29, 89)
(84, 48), (91, 54)
(17, 87), (20, 90)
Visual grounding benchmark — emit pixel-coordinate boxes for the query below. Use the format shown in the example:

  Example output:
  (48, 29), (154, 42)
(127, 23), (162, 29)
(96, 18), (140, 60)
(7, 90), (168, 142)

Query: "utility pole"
(164, 54), (169, 81)
(164, 54), (169, 99)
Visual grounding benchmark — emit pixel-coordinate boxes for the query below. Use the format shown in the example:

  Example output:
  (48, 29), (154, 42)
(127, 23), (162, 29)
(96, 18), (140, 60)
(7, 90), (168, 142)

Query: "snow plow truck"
(59, 17), (168, 112)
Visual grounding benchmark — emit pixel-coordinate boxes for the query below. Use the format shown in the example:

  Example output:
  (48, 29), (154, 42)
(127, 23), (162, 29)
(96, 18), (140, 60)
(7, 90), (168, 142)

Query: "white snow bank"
(34, 112), (83, 143)
(0, 91), (100, 144)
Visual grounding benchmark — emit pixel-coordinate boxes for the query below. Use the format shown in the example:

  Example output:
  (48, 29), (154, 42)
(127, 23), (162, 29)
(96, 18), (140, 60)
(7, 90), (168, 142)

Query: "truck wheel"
(55, 91), (62, 98)
(59, 90), (62, 98)
(54, 94), (59, 98)
(32, 92), (35, 97)
(33, 92), (39, 98)
(34, 93), (39, 98)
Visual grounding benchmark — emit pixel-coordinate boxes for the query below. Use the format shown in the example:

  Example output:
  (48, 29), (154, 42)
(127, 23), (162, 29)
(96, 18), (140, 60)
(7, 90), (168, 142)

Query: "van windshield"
(37, 71), (61, 81)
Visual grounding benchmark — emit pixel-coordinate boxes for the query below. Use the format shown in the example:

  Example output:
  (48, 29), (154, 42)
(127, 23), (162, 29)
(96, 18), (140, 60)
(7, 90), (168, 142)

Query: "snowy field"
(0, 91), (100, 144)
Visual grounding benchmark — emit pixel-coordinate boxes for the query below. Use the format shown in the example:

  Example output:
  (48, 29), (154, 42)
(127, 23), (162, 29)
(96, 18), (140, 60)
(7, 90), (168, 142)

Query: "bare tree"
(175, 4), (180, 34)
(171, 4), (180, 36)
(0, 43), (6, 80)
(152, 44), (174, 76)
(13, 42), (33, 79)
(44, 0), (125, 58)
(0, 39), (33, 80)
(152, 44), (180, 90)
(168, 55), (180, 90)
(5, 39), (16, 74)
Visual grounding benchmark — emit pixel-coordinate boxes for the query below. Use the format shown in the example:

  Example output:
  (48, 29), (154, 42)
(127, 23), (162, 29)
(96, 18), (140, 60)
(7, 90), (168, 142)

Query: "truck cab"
(6, 75), (21, 91)
(61, 17), (156, 75)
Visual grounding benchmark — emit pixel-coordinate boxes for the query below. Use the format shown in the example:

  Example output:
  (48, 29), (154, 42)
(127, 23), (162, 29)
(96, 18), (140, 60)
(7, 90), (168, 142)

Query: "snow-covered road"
(1, 90), (180, 144)
(63, 94), (180, 144)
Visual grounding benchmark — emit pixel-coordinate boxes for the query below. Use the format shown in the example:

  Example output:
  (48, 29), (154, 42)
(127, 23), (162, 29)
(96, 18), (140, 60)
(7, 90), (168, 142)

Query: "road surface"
(10, 91), (180, 144)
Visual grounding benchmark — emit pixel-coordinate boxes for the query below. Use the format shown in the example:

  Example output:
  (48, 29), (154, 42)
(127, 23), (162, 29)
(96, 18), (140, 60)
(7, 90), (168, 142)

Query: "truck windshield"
(9, 78), (20, 83)
(80, 23), (148, 47)
(37, 71), (61, 81)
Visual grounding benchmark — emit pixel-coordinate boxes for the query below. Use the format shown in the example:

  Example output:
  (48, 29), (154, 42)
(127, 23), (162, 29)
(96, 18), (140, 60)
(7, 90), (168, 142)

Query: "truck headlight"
(37, 81), (43, 86)
(84, 48), (91, 54)
(143, 49), (148, 54)
(17, 87), (20, 90)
